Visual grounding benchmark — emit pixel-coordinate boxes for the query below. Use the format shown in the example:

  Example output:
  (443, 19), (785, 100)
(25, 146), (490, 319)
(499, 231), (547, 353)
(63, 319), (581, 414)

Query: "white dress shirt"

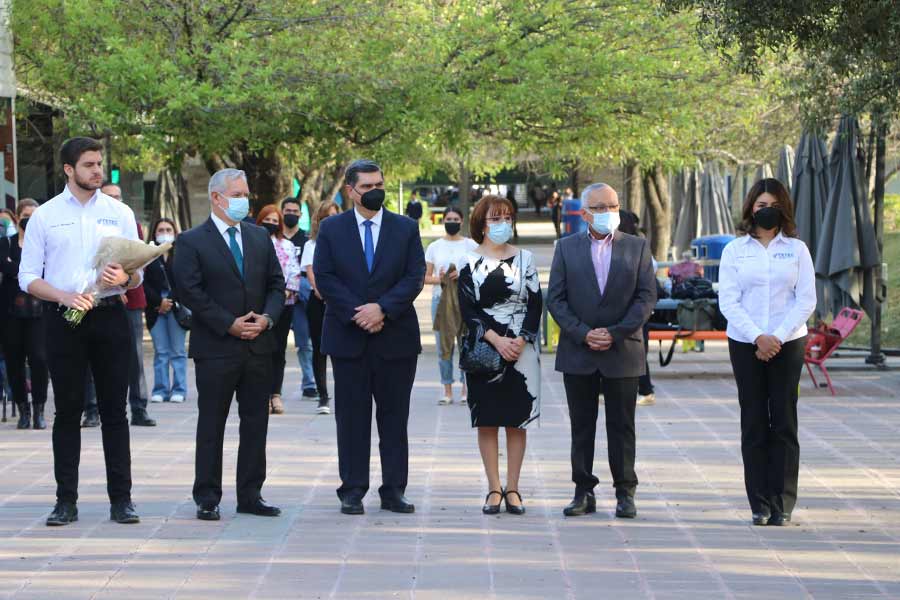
(19, 186), (142, 296)
(718, 233), (817, 344)
(210, 211), (244, 253)
(354, 207), (383, 251)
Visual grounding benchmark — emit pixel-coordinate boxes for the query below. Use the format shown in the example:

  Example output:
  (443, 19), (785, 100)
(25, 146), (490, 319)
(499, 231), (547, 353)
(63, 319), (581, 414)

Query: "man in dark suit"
(547, 183), (656, 519)
(313, 159), (425, 515)
(173, 168), (285, 521)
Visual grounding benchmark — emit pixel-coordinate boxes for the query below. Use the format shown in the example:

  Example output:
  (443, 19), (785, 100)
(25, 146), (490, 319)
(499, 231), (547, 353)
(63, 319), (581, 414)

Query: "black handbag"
(671, 277), (716, 300)
(172, 301), (192, 330)
(459, 252), (525, 376)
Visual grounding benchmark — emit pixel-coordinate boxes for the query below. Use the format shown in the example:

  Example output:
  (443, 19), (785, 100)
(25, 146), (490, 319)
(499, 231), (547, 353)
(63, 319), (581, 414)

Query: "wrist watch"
(263, 314), (274, 330)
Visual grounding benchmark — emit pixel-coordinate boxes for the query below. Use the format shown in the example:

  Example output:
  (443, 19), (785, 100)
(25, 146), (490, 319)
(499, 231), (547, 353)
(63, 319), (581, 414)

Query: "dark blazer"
(173, 217), (285, 359)
(547, 230), (656, 377)
(143, 254), (178, 332)
(0, 235), (21, 314)
(313, 209), (425, 359)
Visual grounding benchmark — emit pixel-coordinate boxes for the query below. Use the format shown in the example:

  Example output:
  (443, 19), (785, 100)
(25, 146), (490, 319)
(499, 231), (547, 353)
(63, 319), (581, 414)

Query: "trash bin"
(691, 234), (735, 283)
(561, 198), (586, 237)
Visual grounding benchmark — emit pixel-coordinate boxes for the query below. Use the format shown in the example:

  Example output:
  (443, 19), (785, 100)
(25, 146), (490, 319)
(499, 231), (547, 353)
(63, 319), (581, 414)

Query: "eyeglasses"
(584, 204), (620, 214)
(486, 215), (513, 224)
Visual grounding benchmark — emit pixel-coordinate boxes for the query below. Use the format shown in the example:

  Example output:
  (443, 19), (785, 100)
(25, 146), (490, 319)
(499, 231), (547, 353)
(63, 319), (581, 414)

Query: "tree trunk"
(238, 147), (290, 215)
(642, 165), (671, 260)
(867, 119), (888, 367)
(458, 161), (472, 235)
(624, 161), (642, 216)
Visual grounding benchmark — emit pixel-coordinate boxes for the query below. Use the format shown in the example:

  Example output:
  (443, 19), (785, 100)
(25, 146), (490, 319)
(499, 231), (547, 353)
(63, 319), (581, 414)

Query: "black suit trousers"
(332, 352), (417, 500)
(46, 304), (132, 504)
(193, 352), (272, 506)
(728, 337), (804, 516)
(564, 371), (639, 496)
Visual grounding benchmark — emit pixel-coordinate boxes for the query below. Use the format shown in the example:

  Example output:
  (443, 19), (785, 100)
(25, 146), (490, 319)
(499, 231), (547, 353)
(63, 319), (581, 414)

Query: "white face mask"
(591, 210), (620, 235)
(156, 234), (175, 245)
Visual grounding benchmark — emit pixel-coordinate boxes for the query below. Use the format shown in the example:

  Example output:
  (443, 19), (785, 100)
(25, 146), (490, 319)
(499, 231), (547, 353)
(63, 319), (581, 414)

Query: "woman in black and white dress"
(458, 194), (542, 515)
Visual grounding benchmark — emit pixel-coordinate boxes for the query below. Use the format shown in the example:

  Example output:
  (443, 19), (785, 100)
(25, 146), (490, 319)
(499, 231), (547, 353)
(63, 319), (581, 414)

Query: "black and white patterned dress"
(458, 250), (542, 428)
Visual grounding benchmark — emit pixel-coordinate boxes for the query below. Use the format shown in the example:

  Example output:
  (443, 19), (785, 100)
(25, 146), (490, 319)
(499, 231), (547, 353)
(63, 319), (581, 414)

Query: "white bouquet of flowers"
(64, 236), (173, 327)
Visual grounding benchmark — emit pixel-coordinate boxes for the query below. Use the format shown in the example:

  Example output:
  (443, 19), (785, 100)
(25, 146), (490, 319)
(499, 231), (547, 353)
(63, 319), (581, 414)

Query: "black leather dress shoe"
(504, 490), (526, 515)
(110, 501), (140, 524)
(46, 502), (78, 526)
(131, 411), (156, 427)
(752, 512), (771, 526)
(380, 494), (415, 514)
(236, 498), (281, 517)
(768, 512), (790, 526)
(482, 490), (504, 515)
(341, 496), (365, 515)
(563, 492), (596, 517)
(81, 414), (100, 428)
(196, 504), (221, 521)
(615, 495), (637, 519)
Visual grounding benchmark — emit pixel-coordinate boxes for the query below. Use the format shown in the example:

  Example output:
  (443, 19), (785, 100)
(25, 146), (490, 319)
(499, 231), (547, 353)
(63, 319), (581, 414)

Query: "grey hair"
(580, 182), (609, 204)
(208, 168), (247, 199)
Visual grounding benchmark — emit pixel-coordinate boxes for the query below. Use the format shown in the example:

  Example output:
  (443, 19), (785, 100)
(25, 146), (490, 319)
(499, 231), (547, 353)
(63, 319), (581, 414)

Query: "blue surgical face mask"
(591, 210), (620, 236)
(487, 221), (513, 244)
(222, 195), (250, 222)
(5, 224), (15, 237)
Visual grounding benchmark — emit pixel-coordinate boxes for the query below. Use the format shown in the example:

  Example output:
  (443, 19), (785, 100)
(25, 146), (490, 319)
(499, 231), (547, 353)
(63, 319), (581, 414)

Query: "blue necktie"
(227, 226), (244, 278)
(363, 221), (375, 272)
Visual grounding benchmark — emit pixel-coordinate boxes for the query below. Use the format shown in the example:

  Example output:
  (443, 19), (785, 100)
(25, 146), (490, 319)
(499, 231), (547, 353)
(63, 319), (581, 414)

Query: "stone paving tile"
(1, 327), (900, 598)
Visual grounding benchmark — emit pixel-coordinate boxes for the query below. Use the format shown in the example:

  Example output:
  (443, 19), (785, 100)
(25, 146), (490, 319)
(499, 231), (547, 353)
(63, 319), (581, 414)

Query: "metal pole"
(866, 119), (888, 368)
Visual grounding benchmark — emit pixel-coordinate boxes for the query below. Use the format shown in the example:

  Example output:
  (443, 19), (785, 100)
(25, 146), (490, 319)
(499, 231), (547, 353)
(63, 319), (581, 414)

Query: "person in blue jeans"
(424, 207), (477, 405)
(143, 218), (188, 403)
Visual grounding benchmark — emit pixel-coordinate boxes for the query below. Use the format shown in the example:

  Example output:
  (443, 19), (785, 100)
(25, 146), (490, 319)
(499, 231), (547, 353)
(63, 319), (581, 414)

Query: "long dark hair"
(738, 178), (797, 238)
(148, 217), (179, 258)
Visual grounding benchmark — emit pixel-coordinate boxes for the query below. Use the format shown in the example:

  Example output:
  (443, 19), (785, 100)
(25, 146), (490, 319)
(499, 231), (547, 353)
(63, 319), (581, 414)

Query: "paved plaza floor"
(1, 342), (899, 599)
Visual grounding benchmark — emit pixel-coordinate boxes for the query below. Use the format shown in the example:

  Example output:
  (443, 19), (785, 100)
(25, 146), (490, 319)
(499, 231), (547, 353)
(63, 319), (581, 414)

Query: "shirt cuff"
(772, 327), (789, 344)
(18, 273), (39, 294)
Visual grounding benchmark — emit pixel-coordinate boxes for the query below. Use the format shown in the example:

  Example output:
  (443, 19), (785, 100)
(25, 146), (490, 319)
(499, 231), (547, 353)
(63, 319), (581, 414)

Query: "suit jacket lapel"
(241, 225), (255, 284)
(205, 218), (243, 281)
(345, 211), (370, 275)
(578, 233), (604, 303)
(371, 211), (393, 274)
(599, 230), (625, 303)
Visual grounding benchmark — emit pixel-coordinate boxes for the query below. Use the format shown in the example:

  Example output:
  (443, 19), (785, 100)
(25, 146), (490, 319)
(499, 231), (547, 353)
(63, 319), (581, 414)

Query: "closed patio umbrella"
(672, 163), (701, 256)
(791, 132), (830, 320)
(814, 116), (879, 318)
(776, 145), (795, 194)
(699, 161), (733, 236)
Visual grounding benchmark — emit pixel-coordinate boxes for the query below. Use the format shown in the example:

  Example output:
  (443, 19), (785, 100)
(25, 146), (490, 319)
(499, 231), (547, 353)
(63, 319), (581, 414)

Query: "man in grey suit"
(547, 183), (656, 518)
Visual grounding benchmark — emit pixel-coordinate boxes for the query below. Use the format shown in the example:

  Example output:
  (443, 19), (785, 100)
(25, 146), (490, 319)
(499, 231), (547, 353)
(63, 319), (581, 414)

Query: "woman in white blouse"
(424, 206), (477, 405)
(718, 178), (817, 527)
(300, 200), (341, 415)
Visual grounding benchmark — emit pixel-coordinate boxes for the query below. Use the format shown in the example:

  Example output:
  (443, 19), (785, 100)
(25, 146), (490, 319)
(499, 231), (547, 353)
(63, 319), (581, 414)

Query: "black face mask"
(283, 214), (300, 229)
(359, 188), (385, 212)
(19, 217), (29, 232)
(262, 222), (280, 236)
(753, 206), (780, 231)
(444, 222), (461, 236)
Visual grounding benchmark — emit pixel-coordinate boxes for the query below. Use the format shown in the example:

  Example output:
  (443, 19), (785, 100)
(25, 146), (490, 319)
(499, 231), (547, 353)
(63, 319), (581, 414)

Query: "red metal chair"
(804, 307), (864, 395)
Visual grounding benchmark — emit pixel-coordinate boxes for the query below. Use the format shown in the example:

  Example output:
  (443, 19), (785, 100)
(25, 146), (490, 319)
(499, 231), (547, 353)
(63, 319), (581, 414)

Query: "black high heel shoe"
(504, 490), (526, 515)
(482, 490), (504, 515)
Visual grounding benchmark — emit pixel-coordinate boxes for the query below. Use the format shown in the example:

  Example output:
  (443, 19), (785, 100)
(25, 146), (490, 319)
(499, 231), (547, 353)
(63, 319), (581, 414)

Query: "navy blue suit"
(313, 208), (425, 500)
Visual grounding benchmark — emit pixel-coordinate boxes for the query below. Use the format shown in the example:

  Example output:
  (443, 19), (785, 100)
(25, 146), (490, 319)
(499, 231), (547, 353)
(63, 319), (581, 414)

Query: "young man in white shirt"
(19, 137), (144, 526)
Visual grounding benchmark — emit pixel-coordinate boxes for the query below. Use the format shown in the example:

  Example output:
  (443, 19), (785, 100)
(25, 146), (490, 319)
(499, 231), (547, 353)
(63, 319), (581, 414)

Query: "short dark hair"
(60, 137), (104, 169)
(469, 194), (515, 244)
(281, 196), (301, 210)
(738, 178), (798, 238)
(344, 159), (382, 188)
